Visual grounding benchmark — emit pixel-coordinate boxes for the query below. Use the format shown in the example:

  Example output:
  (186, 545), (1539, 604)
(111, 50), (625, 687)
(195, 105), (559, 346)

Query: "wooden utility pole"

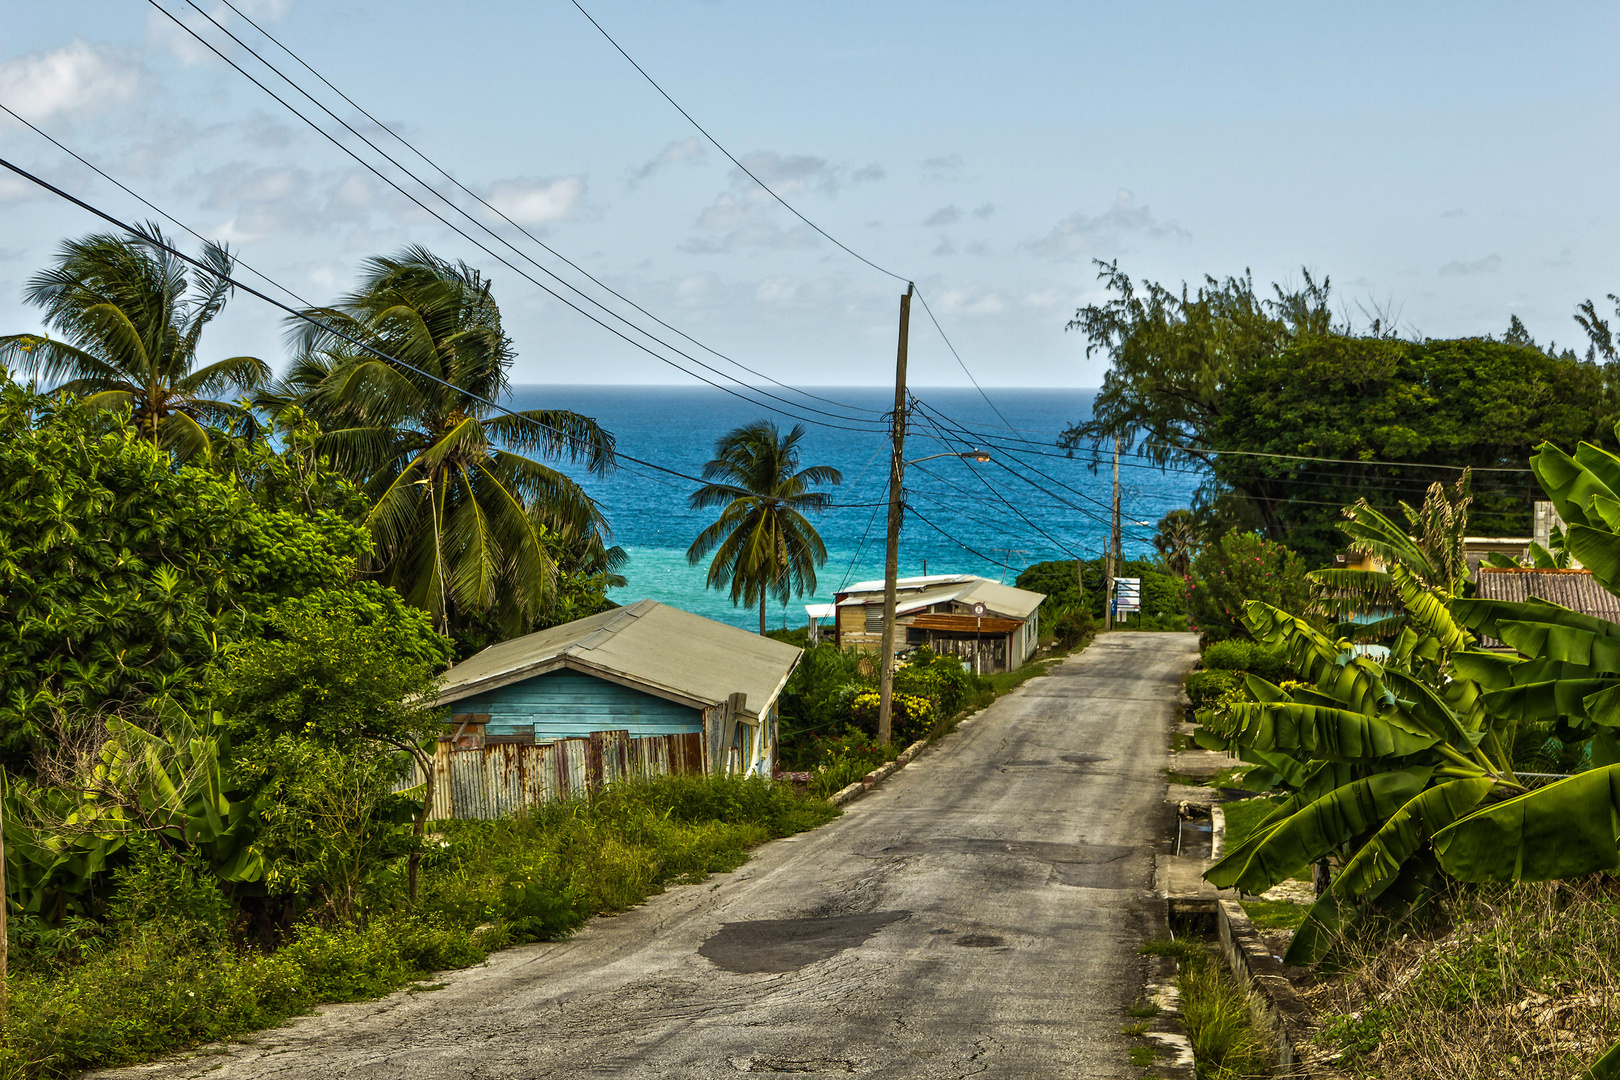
(1105, 436), (1121, 630)
(877, 283), (914, 745)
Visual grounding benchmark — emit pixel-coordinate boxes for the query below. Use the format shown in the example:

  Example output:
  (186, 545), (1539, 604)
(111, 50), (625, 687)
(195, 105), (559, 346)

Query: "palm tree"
(687, 421), (842, 634)
(0, 224), (268, 461)
(261, 246), (615, 639)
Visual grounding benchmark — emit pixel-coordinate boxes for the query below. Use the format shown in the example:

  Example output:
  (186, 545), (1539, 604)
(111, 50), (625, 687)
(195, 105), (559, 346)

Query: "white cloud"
(485, 175), (586, 226)
(733, 151), (838, 195)
(1438, 253), (1502, 276)
(754, 275), (847, 308)
(925, 204), (962, 227)
(932, 284), (1007, 316)
(628, 137), (705, 186)
(682, 188), (821, 252)
(1024, 189), (1190, 259)
(197, 163), (383, 241)
(972, 202), (995, 219)
(965, 240), (992, 257)
(931, 238), (956, 256)
(852, 163), (885, 183)
(923, 153), (964, 175)
(0, 40), (140, 123)
(146, 0), (293, 66)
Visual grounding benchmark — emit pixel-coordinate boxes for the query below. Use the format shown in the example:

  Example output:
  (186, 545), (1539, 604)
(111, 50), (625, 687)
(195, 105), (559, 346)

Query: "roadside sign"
(1114, 578), (1141, 613)
(971, 602), (987, 617)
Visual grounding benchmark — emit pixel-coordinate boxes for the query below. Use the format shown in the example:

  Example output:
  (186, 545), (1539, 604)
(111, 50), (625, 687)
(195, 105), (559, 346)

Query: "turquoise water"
(512, 385), (1202, 631)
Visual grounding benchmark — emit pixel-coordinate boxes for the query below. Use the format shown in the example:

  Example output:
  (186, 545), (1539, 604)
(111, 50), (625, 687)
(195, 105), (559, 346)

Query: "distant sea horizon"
(511, 385), (1202, 631)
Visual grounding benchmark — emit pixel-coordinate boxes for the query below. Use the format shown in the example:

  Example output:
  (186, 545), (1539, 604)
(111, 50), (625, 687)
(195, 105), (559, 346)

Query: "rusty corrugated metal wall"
(401, 729), (706, 821)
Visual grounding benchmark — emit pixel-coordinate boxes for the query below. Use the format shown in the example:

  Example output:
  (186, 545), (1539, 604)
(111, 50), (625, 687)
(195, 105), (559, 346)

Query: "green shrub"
(1051, 605), (1095, 647)
(1187, 531), (1310, 642)
(1185, 669), (1246, 709)
(1200, 639), (1296, 683)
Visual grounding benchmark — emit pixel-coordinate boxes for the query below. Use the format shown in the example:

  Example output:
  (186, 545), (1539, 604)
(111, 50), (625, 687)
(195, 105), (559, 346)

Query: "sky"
(1, 1), (1617, 389)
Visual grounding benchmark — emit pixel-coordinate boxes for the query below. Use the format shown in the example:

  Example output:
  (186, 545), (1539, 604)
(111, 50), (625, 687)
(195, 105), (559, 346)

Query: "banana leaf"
(1332, 779), (1495, 900)
(1235, 745), (1311, 788)
(1530, 441), (1613, 529)
(1392, 565), (1470, 653)
(1286, 851), (1442, 967)
(1383, 671), (1486, 749)
(1575, 440), (1620, 501)
(1580, 1037), (1620, 1080)
(1206, 763), (1357, 888)
(1452, 596), (1620, 644)
(1282, 888), (1347, 967)
(1482, 679), (1612, 722)
(1450, 650), (1526, 690)
(1207, 701), (1437, 761)
(1433, 764), (1620, 882)
(1497, 620), (1620, 671)
(1205, 766), (1433, 895)
(1568, 525), (1620, 596)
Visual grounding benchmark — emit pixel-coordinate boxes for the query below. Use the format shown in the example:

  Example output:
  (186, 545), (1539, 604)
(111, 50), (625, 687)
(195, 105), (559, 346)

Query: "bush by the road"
(0, 774), (837, 1079)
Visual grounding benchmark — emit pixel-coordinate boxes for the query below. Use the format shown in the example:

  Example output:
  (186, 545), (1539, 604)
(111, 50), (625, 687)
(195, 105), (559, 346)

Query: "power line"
(565, 0), (1015, 426)
(143, 0), (886, 436)
(0, 154), (734, 492)
(905, 504), (1023, 573)
(204, 0), (885, 422)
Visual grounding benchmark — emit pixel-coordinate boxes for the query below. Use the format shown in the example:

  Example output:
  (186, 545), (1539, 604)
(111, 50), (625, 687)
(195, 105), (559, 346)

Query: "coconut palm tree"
(687, 420), (842, 634)
(0, 224), (268, 461)
(261, 246), (615, 639)
(1152, 508), (1202, 577)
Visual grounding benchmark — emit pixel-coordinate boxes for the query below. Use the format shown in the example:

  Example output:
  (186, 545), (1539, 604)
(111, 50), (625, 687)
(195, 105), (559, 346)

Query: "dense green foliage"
(687, 420), (841, 634)
(0, 380), (371, 769)
(1061, 261), (1619, 558)
(1185, 532), (1310, 642)
(1217, 336), (1610, 560)
(1015, 556), (1185, 627)
(1, 775), (836, 1079)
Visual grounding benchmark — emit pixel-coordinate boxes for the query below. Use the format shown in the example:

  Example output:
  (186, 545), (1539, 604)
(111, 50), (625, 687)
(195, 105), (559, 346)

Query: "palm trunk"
(759, 590), (767, 635)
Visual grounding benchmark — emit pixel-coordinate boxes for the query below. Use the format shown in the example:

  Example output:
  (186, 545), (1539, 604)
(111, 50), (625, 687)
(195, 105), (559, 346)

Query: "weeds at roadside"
(1139, 938), (1272, 1078)
(1307, 877), (1620, 1079)
(1121, 1021), (1151, 1036)
(1129, 1046), (1157, 1066)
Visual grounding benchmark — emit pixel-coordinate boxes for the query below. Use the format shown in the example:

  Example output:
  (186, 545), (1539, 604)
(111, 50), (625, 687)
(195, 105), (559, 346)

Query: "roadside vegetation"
(1140, 938), (1273, 1079)
(4, 774), (834, 1079)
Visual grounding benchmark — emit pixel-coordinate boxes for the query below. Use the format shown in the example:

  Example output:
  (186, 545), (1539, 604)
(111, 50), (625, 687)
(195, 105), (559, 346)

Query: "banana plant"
(1306, 476), (1472, 644)
(1199, 599), (1525, 965)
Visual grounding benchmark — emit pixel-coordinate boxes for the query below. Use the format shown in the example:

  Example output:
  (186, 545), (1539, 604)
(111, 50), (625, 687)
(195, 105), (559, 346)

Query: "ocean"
(509, 385), (1203, 631)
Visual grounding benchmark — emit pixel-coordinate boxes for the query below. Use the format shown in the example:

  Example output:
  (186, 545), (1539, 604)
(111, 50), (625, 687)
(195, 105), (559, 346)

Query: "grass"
(1128, 1046), (1157, 1066)
(1166, 769), (1207, 787)
(1308, 877), (1620, 1079)
(1121, 1021), (1151, 1036)
(1239, 900), (1311, 932)
(1, 774), (839, 1080)
(1139, 938), (1273, 1079)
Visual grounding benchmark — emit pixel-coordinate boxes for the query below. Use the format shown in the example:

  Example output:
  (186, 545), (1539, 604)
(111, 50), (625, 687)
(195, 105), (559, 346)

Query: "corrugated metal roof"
(1473, 569), (1620, 623)
(834, 575), (1045, 621)
(433, 600), (802, 719)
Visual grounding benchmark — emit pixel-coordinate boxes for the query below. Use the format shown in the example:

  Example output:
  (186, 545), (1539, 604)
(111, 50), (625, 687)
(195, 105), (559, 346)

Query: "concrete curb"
(1216, 899), (1315, 1078)
(827, 737), (931, 807)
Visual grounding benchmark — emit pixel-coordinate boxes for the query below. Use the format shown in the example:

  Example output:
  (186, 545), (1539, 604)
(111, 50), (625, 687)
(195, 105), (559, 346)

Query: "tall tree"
(0, 224), (268, 461)
(687, 420), (841, 633)
(261, 246), (616, 642)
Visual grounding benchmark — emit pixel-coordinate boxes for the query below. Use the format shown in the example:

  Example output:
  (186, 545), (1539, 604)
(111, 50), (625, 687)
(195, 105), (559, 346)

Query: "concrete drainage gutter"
(827, 736), (932, 806)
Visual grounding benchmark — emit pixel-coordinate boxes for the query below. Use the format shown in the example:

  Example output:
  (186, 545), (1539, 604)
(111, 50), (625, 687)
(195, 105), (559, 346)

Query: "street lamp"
(906, 449), (993, 466)
(877, 448), (992, 743)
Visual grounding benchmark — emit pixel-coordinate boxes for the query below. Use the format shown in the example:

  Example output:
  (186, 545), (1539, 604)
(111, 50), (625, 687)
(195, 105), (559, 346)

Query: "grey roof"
(1473, 569), (1620, 623)
(836, 574), (1045, 621)
(433, 599), (802, 719)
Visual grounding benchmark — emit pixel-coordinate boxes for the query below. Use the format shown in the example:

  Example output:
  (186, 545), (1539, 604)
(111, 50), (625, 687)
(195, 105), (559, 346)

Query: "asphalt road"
(100, 631), (1198, 1080)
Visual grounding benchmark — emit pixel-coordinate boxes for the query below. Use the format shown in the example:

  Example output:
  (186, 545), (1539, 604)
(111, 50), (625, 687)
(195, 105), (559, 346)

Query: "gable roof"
(835, 574), (1045, 621)
(433, 599), (802, 719)
(1473, 568), (1620, 624)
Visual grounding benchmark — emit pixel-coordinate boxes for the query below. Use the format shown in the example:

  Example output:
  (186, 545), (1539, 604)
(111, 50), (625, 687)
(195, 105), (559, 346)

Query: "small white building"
(831, 574), (1045, 674)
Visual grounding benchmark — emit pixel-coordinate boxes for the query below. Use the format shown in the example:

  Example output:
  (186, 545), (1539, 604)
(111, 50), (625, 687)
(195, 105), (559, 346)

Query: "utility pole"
(1105, 436), (1121, 630)
(877, 283), (914, 745)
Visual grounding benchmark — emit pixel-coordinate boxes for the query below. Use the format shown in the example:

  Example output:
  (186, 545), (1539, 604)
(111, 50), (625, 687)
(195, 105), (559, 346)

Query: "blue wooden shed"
(432, 599), (802, 777)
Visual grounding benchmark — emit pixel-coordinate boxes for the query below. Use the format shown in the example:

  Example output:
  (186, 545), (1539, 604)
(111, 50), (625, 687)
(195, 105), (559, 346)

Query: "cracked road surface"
(98, 631), (1196, 1080)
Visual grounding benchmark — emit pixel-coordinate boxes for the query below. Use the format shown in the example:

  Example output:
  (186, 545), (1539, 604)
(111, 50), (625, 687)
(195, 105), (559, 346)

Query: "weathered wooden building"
(832, 574), (1045, 674)
(433, 599), (802, 777)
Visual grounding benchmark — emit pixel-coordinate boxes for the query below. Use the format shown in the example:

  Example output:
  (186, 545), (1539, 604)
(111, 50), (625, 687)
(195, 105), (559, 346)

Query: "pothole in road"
(700, 911), (909, 974)
(733, 1059), (856, 1074)
(953, 934), (1006, 948)
(1060, 753), (1105, 765)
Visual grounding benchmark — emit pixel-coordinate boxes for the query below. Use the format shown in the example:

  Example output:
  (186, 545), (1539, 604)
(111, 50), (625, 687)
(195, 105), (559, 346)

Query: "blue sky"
(1, 1), (1616, 387)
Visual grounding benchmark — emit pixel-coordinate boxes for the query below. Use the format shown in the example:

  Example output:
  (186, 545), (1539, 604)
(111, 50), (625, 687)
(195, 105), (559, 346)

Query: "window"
(864, 605), (883, 633)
